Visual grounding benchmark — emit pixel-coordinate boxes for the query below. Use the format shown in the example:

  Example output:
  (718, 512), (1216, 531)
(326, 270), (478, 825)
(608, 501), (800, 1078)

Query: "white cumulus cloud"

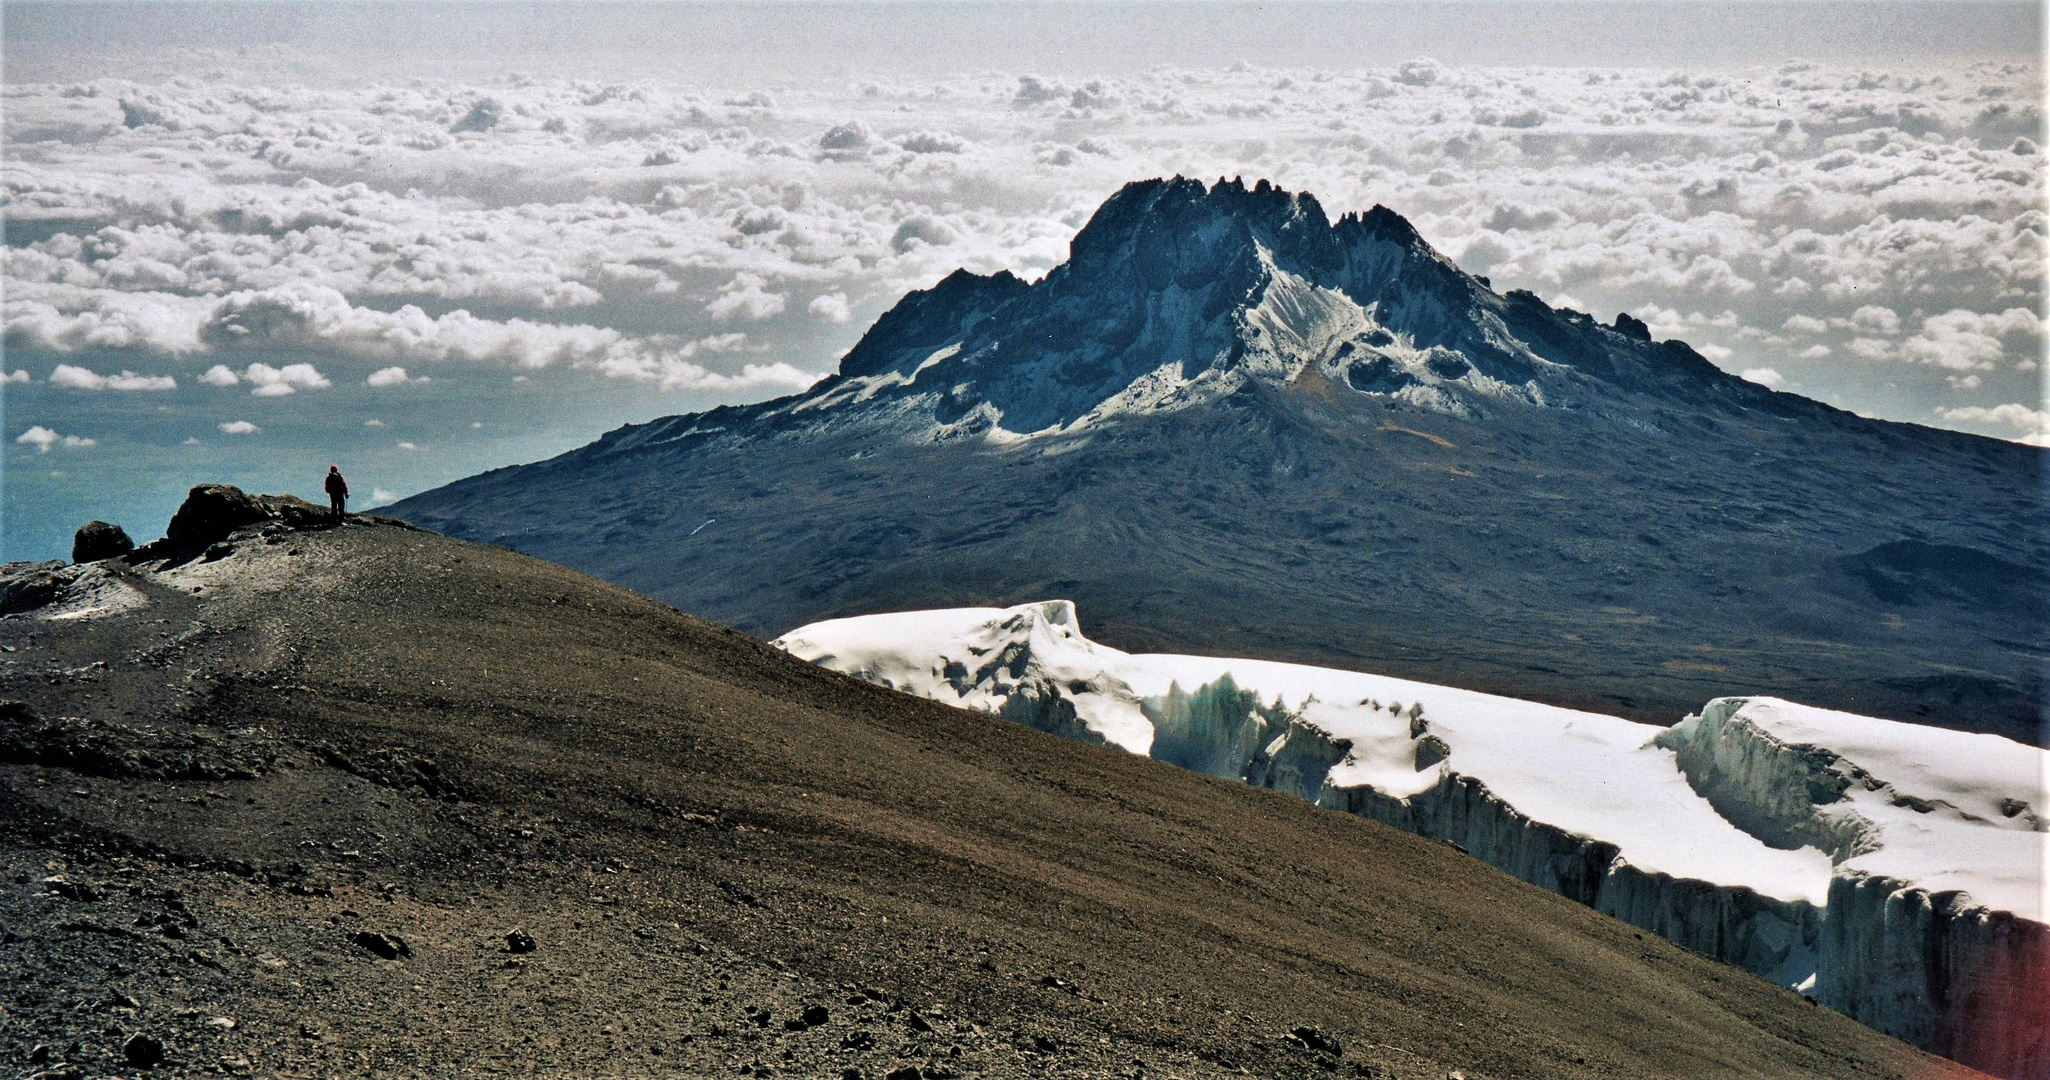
(1898, 308), (2041, 371)
(1740, 368), (1785, 388)
(366, 366), (425, 387)
(243, 362), (332, 396)
(808, 292), (852, 324)
(705, 273), (788, 321)
(47, 364), (176, 391)
(591, 331), (825, 392)
(1936, 403), (2050, 446)
(218, 420), (261, 434)
(16, 425), (95, 452)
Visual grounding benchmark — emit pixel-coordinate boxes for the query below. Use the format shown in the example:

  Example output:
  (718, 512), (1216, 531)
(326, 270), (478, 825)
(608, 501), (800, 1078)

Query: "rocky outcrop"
(154, 484), (329, 556)
(71, 521), (135, 563)
(164, 483), (279, 546)
(0, 700), (276, 781)
(0, 561), (70, 615)
(124, 484), (372, 566)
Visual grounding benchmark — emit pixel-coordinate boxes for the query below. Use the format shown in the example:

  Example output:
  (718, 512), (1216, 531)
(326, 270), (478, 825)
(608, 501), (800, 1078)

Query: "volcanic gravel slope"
(0, 511), (1985, 1080)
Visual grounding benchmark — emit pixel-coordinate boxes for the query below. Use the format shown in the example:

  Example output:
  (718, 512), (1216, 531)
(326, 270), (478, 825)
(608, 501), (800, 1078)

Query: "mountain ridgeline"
(395, 177), (2046, 743)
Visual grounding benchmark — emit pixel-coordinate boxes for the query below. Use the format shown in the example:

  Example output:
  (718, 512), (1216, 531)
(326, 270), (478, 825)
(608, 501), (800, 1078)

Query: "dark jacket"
(325, 472), (348, 497)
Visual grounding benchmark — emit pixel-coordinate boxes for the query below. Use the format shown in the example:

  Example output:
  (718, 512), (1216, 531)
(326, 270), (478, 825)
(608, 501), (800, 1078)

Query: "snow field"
(776, 600), (2049, 1078)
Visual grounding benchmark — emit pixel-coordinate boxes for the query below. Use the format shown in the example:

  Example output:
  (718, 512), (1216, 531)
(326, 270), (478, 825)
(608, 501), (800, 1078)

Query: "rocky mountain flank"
(394, 177), (2046, 744)
(0, 487), (1984, 1080)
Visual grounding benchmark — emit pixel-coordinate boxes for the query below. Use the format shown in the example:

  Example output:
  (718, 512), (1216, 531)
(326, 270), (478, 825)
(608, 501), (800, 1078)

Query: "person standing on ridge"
(324, 465), (349, 520)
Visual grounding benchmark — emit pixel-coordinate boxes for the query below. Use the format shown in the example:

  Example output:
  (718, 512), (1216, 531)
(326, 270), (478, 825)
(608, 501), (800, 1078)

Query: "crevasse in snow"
(775, 600), (2049, 1080)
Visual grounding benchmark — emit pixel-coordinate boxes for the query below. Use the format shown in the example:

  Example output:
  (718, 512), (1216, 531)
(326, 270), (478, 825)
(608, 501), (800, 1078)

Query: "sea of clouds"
(2, 53), (2044, 555)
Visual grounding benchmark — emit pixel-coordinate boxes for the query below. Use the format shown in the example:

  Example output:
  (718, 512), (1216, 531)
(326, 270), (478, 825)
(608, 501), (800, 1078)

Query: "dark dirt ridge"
(0, 506), (1981, 1079)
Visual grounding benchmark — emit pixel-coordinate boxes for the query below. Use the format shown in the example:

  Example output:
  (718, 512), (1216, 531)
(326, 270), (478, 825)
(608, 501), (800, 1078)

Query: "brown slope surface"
(0, 504), (1981, 1080)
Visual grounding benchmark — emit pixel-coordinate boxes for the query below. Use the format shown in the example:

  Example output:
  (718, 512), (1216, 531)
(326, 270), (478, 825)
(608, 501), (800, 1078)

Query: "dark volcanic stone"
(123, 1032), (165, 1066)
(1612, 311), (1652, 341)
(1345, 354), (1418, 394)
(506, 929), (537, 953)
(165, 484), (272, 548)
(350, 930), (412, 960)
(1423, 352), (1472, 380)
(155, 484), (333, 560)
(71, 521), (134, 563)
(44, 877), (102, 902)
(802, 1004), (830, 1027)
(1292, 1026), (1344, 1055)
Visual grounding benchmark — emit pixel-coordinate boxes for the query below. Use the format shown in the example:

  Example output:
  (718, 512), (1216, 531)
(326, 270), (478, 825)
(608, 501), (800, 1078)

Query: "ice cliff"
(776, 600), (2048, 1079)
(1658, 699), (2047, 1074)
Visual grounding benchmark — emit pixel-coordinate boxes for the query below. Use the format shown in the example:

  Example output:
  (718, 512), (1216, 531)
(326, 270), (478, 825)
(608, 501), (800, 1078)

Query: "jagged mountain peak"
(1063, 175), (1434, 283)
(794, 176), (1786, 440)
(591, 176), (1810, 464)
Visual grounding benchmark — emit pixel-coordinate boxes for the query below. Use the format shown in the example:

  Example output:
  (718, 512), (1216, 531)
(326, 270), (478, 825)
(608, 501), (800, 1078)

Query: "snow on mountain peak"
(724, 176), (1786, 445)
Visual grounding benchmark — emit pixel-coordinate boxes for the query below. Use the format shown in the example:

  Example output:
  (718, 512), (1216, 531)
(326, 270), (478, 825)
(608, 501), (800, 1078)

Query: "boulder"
(71, 521), (134, 563)
(1289, 1026), (1344, 1056)
(122, 1032), (165, 1066)
(350, 930), (412, 960)
(163, 485), (272, 548)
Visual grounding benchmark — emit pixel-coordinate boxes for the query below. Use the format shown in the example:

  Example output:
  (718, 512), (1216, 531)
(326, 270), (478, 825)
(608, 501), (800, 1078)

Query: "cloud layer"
(3, 56), (2042, 450)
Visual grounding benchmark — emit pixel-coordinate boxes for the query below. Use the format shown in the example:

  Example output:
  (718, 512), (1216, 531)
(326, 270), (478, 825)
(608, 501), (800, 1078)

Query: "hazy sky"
(5, 2), (2044, 560)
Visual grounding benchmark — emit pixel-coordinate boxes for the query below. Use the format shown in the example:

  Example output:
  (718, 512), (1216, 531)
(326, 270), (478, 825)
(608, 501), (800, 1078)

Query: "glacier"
(775, 600), (2049, 1080)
